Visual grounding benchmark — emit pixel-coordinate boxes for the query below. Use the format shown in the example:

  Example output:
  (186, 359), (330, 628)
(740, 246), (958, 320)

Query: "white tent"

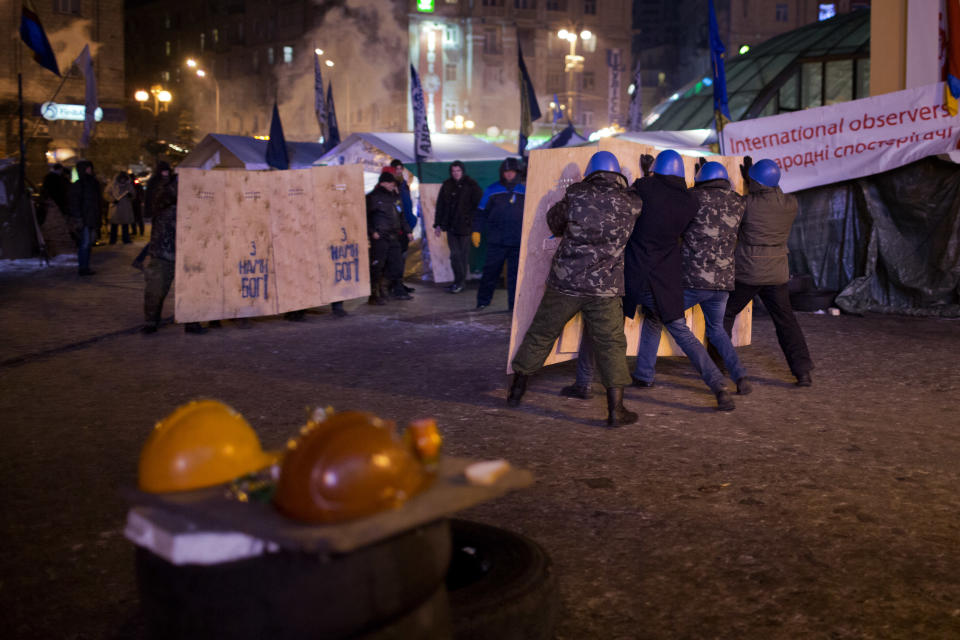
(179, 134), (328, 171)
(615, 129), (716, 157)
(317, 132), (512, 171)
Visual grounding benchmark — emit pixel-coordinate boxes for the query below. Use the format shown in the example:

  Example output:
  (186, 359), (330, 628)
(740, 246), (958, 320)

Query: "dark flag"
(410, 65), (432, 160)
(518, 44), (542, 157)
(708, 0), (731, 149)
(265, 102), (289, 170)
(326, 82), (341, 150)
(314, 50), (327, 143)
(75, 45), (97, 148)
(20, 1), (60, 76)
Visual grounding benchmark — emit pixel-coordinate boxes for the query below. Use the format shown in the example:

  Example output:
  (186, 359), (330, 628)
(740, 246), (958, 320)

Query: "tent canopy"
(179, 134), (328, 171)
(317, 132), (512, 171)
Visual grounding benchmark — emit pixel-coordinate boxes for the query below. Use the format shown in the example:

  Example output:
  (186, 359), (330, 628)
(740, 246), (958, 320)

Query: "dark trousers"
(723, 281), (814, 377)
(144, 257), (175, 325)
(477, 243), (519, 310)
(512, 288), (631, 389)
(110, 224), (132, 244)
(447, 232), (471, 287)
(78, 225), (94, 273)
(370, 235), (404, 293)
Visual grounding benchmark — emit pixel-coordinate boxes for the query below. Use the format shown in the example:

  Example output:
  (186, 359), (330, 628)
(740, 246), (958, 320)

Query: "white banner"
(721, 82), (960, 192)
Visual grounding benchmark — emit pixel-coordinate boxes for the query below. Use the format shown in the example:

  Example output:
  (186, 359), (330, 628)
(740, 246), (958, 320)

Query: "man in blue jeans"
(565, 154), (737, 411)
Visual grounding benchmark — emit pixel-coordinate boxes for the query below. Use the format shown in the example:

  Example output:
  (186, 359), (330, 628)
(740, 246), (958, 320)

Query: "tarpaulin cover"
(790, 157), (960, 317)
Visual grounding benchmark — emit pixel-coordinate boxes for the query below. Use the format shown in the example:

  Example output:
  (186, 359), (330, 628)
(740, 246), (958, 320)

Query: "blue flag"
(410, 65), (432, 161)
(20, 2), (60, 76)
(708, 0), (731, 123)
(75, 45), (97, 148)
(265, 102), (289, 170)
(326, 83), (341, 150)
(518, 44), (542, 157)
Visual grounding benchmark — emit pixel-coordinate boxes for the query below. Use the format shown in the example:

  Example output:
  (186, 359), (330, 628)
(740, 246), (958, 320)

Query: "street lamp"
(185, 58), (220, 133)
(443, 114), (476, 132)
(556, 27), (593, 123)
(135, 84), (173, 140)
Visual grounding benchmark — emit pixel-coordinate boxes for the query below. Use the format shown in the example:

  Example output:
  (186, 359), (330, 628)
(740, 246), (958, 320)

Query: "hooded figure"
(434, 160), (482, 293)
(108, 172), (135, 244)
(472, 157), (525, 311)
(366, 171), (413, 304)
(68, 159), (103, 276)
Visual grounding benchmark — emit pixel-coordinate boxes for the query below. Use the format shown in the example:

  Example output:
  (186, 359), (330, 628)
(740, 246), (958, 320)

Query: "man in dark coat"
(141, 171), (206, 334)
(132, 161), (172, 271)
(473, 157), (525, 311)
(40, 163), (70, 226)
(508, 151), (642, 427)
(624, 150), (735, 411)
(723, 159), (814, 386)
(433, 160), (482, 293)
(67, 160), (103, 276)
(367, 171), (413, 304)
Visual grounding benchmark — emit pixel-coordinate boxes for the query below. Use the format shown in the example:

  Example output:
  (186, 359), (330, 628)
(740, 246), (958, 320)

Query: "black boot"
(606, 387), (638, 427)
(507, 373), (528, 407)
(560, 384), (592, 399)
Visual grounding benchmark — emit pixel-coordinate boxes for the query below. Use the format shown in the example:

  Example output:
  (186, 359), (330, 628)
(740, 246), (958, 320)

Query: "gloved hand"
(739, 155), (753, 184)
(695, 157), (707, 174)
(471, 231), (481, 248)
(434, 227), (442, 238)
(640, 154), (655, 177)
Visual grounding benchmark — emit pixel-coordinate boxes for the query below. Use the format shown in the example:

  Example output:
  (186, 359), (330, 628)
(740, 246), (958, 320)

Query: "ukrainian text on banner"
(721, 82), (960, 193)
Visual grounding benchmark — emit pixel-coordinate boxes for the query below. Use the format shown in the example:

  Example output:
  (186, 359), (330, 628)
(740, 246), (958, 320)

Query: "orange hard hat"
(274, 411), (432, 524)
(138, 400), (279, 493)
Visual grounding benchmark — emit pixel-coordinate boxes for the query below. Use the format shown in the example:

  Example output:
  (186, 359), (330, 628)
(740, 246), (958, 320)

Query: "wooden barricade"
(175, 165), (369, 322)
(507, 140), (752, 373)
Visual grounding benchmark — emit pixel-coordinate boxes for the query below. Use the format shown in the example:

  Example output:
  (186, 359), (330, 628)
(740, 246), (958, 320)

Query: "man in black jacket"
(367, 171), (413, 304)
(433, 160), (482, 293)
(67, 160), (103, 276)
(623, 150), (735, 411)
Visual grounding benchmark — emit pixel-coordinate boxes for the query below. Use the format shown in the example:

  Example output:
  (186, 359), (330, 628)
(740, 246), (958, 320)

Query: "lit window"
(165, 41), (171, 56)
(213, 28), (219, 44)
(818, 3), (836, 20)
(283, 46), (293, 64)
(775, 4), (788, 21)
(162, 70), (170, 82)
(200, 33), (205, 53)
(582, 71), (595, 91)
(267, 47), (275, 65)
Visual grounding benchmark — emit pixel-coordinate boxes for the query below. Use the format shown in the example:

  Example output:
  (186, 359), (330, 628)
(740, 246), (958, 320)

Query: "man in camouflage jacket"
(508, 151), (642, 427)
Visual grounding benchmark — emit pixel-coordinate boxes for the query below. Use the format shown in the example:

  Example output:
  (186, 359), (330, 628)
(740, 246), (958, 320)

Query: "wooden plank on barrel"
(310, 165), (370, 304)
(508, 145), (598, 372)
(175, 169), (227, 322)
(220, 170), (279, 318)
(419, 183), (454, 284)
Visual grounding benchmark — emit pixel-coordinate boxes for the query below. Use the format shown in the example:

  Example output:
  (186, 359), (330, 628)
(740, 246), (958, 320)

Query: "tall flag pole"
(75, 45), (98, 149)
(326, 82), (341, 150)
(314, 49), (328, 147)
(20, 1), (60, 77)
(708, 0), (731, 154)
(945, 1), (960, 116)
(518, 44), (542, 158)
(626, 60), (644, 132)
(410, 64), (433, 162)
(265, 102), (290, 170)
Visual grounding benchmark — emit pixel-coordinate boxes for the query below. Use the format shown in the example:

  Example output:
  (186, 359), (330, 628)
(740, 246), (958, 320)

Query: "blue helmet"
(748, 159), (781, 187)
(694, 161), (729, 184)
(652, 150), (684, 178)
(584, 151), (622, 178)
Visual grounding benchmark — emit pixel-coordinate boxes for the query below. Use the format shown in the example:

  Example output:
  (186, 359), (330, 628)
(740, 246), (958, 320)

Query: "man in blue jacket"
(472, 157), (525, 311)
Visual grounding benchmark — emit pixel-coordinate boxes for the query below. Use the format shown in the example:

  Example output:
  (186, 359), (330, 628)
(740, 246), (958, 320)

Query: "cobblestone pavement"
(1, 240), (959, 639)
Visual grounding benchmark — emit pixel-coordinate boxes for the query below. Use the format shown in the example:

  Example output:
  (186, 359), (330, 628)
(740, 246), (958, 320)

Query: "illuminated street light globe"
(157, 90), (172, 103)
(196, 69), (206, 77)
(580, 30), (592, 40)
(465, 120), (475, 129)
(314, 48), (323, 55)
(325, 60), (334, 67)
(186, 58), (197, 68)
(135, 90), (149, 102)
(566, 32), (577, 42)
(557, 29), (568, 40)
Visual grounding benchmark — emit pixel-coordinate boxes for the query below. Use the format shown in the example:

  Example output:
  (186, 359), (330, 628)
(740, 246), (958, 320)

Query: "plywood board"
(175, 166), (368, 322)
(419, 183), (454, 283)
(507, 140), (754, 373)
(175, 170), (227, 322)
(310, 165), (370, 303)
